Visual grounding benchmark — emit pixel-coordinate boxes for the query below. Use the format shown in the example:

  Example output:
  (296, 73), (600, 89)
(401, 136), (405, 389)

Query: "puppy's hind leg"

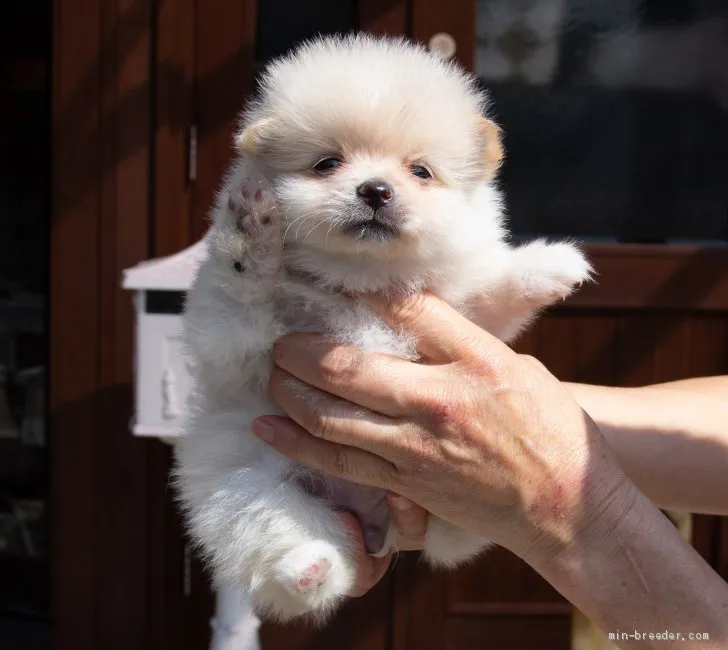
(175, 418), (356, 623)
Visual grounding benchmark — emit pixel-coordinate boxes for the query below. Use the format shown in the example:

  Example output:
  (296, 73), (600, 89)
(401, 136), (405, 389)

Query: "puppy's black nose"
(357, 180), (394, 210)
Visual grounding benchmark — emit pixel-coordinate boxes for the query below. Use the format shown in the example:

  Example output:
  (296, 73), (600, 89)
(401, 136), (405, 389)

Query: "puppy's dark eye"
(314, 157), (343, 173)
(410, 164), (432, 180)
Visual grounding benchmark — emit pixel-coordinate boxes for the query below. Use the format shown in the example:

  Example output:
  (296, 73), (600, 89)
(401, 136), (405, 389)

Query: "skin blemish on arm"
(432, 402), (451, 424)
(416, 429), (437, 451)
(551, 505), (566, 520)
(549, 483), (566, 520)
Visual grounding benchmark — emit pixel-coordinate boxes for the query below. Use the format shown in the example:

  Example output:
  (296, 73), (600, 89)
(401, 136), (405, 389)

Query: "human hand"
(341, 492), (427, 596)
(251, 292), (635, 565)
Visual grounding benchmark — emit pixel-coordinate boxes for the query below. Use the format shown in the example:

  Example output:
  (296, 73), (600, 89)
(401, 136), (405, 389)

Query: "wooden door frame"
(50, 1), (728, 649)
(50, 1), (167, 649)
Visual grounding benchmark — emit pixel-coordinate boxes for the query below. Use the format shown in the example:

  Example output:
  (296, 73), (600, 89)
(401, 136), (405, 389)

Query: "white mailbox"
(122, 239), (261, 650)
(122, 240), (209, 440)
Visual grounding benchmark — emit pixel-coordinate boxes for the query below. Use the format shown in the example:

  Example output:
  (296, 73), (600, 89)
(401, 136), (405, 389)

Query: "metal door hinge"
(188, 125), (198, 183)
(183, 543), (192, 597)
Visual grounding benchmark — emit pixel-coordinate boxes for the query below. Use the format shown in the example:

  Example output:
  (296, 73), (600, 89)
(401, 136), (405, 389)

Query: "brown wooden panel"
(691, 515), (717, 566)
(156, 0), (196, 255)
(410, 0), (476, 70)
(688, 314), (728, 378)
(359, 0), (408, 35)
(568, 245), (728, 311)
(193, 0), (257, 240)
(650, 317), (693, 383)
(534, 313), (580, 380)
(95, 0), (154, 648)
(51, 0), (102, 647)
(145, 443), (185, 650)
(447, 547), (565, 610)
(614, 313), (662, 387)
(52, 1), (183, 649)
(517, 311), (619, 384)
(446, 615), (571, 650)
(572, 314), (618, 385)
(511, 323), (538, 356)
(393, 554), (446, 650)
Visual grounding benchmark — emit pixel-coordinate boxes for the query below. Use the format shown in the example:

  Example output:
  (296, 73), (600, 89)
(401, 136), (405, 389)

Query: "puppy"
(176, 33), (592, 623)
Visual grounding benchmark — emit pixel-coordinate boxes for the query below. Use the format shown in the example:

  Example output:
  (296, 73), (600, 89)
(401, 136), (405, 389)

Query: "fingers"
(273, 334), (435, 417)
(366, 291), (512, 365)
(251, 415), (400, 489)
(268, 368), (412, 462)
(388, 493), (427, 550)
(338, 512), (392, 597)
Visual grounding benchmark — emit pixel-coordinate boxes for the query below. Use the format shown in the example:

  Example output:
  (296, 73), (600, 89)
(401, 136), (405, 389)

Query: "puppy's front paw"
(226, 177), (278, 243)
(514, 240), (593, 307)
(273, 540), (354, 616)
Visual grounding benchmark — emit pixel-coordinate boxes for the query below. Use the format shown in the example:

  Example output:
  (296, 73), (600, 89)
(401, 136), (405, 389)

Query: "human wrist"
(524, 475), (640, 575)
(510, 413), (636, 568)
(522, 479), (647, 632)
(524, 481), (728, 643)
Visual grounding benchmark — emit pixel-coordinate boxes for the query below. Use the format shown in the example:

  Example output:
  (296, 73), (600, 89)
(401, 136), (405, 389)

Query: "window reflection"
(0, 0), (51, 647)
(476, 0), (728, 243)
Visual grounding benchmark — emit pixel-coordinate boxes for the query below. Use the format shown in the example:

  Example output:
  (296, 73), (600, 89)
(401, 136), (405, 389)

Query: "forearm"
(529, 483), (728, 649)
(565, 378), (728, 514)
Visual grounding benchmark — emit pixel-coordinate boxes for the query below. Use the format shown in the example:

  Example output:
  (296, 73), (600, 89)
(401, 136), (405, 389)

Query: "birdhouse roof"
(122, 239), (209, 291)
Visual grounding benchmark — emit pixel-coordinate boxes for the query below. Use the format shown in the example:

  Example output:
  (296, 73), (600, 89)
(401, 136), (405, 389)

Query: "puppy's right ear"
(477, 116), (504, 179)
(235, 118), (279, 155)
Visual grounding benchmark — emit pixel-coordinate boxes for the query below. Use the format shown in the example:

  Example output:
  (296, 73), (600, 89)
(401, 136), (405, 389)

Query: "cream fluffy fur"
(175, 34), (592, 623)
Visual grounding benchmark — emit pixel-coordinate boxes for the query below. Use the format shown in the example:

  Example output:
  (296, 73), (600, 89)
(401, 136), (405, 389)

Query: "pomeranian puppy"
(176, 33), (591, 623)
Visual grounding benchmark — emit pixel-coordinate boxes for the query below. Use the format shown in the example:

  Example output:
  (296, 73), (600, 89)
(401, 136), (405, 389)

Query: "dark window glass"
(255, 0), (358, 67)
(477, 0), (728, 243)
(0, 1), (51, 648)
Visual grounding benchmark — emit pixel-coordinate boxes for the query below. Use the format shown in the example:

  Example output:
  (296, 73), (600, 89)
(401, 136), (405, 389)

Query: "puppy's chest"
(275, 281), (415, 358)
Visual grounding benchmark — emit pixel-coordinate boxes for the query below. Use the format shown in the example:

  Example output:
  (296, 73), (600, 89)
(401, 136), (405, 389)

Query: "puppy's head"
(236, 34), (503, 261)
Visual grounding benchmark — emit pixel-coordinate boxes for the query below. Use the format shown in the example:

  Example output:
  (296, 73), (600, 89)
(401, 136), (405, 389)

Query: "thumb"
(366, 291), (512, 365)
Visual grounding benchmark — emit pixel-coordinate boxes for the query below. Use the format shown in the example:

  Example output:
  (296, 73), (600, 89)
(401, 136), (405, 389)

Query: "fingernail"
(363, 525), (386, 555)
(251, 417), (278, 443)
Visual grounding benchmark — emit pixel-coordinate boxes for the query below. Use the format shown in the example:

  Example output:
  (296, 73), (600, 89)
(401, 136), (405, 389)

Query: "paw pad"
(295, 558), (332, 593)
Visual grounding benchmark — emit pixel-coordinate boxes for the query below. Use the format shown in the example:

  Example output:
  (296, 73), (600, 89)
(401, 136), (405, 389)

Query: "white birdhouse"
(122, 239), (209, 440)
(122, 239), (261, 650)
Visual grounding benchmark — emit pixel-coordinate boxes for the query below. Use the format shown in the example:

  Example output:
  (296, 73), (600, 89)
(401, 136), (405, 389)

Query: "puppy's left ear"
(477, 117), (504, 179)
(235, 118), (280, 155)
